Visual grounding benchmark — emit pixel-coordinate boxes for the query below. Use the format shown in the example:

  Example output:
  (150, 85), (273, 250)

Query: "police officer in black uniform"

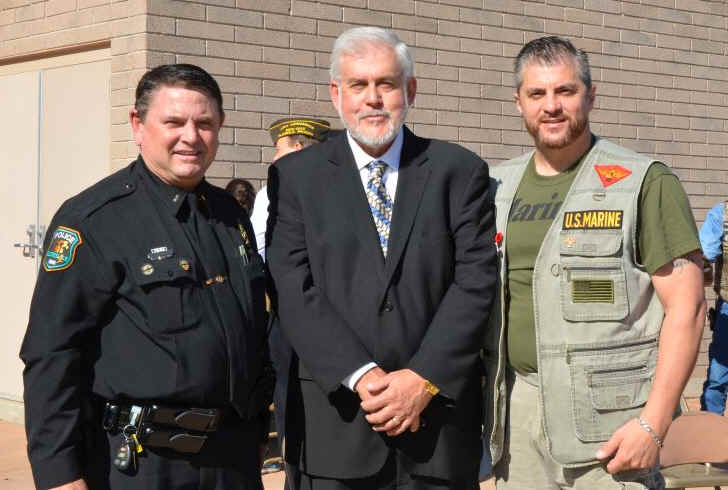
(20, 64), (272, 490)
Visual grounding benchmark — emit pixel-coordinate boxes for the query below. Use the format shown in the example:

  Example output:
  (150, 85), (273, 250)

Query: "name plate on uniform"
(563, 210), (623, 230)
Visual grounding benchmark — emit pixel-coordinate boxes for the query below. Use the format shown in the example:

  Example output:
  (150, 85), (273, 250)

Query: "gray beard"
(344, 112), (405, 150)
(338, 87), (408, 153)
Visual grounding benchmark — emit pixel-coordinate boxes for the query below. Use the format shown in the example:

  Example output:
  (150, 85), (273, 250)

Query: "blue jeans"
(701, 299), (728, 414)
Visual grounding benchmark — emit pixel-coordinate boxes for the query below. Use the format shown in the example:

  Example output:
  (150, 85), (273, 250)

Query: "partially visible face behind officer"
(130, 81), (225, 190)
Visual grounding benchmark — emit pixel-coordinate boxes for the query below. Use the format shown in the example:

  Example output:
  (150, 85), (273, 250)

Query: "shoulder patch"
(594, 165), (632, 188)
(43, 226), (83, 272)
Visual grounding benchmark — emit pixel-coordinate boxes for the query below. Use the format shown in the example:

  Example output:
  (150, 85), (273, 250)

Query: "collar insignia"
(594, 165), (632, 188)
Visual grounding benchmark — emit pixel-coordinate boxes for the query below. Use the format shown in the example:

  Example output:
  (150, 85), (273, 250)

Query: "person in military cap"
(21, 63), (272, 490)
(249, 116), (329, 490)
(249, 117), (330, 260)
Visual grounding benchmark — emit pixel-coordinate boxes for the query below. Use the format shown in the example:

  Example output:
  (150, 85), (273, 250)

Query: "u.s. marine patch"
(43, 226), (83, 272)
(563, 210), (624, 230)
(594, 165), (632, 187)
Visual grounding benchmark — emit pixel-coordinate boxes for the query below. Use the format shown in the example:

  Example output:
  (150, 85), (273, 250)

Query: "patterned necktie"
(365, 160), (393, 257)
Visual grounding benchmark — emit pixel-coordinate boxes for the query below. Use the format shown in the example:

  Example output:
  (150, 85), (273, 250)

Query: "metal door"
(0, 51), (111, 422)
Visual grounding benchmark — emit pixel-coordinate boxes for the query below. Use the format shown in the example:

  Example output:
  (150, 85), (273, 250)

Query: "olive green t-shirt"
(506, 154), (700, 374)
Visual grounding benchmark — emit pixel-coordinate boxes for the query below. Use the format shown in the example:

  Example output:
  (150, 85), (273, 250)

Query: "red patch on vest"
(594, 165), (632, 187)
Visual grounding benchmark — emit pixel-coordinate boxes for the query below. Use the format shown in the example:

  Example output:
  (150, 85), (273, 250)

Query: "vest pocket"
(560, 259), (628, 321)
(559, 229), (628, 321)
(570, 358), (654, 442)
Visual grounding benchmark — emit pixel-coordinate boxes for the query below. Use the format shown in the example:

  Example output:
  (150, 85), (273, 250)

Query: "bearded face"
(330, 43), (416, 157)
(516, 60), (594, 151)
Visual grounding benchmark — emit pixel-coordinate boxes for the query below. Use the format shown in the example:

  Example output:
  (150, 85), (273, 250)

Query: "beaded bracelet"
(637, 417), (664, 449)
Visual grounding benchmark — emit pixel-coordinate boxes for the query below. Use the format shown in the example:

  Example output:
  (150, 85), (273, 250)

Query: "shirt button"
(382, 301), (394, 313)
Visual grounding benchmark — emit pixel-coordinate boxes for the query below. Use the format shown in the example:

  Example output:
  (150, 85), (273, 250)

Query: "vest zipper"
(565, 335), (657, 364)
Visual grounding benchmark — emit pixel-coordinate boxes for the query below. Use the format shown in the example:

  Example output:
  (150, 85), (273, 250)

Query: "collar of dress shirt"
(347, 128), (404, 172)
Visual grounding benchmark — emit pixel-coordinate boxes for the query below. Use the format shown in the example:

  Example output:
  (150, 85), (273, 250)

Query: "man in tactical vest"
(484, 36), (706, 489)
(699, 202), (728, 415)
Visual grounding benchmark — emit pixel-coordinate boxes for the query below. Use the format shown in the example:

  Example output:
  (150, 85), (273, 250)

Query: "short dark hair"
(225, 178), (256, 215)
(134, 64), (224, 120)
(514, 36), (592, 92)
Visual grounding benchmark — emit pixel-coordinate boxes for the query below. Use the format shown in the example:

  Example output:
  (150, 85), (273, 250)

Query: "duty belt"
(102, 402), (228, 454)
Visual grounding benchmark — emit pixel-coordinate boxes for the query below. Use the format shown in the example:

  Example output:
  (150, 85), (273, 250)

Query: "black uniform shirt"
(20, 158), (270, 489)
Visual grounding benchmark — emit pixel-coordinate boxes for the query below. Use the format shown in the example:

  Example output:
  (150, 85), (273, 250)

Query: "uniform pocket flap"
(588, 364), (651, 411)
(559, 229), (623, 257)
(133, 257), (196, 286)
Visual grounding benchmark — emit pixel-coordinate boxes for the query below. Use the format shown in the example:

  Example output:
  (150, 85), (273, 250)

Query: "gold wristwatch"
(424, 379), (440, 396)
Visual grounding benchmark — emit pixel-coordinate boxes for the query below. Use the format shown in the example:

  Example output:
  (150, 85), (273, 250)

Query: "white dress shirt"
(250, 186), (268, 260)
(342, 128), (404, 391)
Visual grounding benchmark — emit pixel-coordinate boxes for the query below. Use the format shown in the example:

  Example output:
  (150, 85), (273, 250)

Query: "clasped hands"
(355, 367), (435, 437)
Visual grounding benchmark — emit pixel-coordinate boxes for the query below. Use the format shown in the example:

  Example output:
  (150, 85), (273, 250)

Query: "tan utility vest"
(714, 202), (728, 301)
(484, 137), (665, 466)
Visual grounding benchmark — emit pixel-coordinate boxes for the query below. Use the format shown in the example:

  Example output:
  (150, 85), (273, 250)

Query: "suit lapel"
(325, 133), (386, 274)
(383, 128), (430, 286)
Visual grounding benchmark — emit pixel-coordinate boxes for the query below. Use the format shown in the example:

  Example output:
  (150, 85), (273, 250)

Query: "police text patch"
(43, 226), (83, 272)
(562, 210), (623, 230)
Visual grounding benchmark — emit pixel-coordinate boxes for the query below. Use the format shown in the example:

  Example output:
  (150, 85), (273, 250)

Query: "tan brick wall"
(3, 0), (728, 400)
(0, 0), (149, 172)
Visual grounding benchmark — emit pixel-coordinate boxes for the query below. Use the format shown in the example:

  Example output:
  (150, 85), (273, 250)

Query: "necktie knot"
(368, 160), (388, 180)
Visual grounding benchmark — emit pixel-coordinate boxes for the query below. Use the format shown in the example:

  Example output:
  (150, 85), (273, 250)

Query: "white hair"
(329, 27), (414, 82)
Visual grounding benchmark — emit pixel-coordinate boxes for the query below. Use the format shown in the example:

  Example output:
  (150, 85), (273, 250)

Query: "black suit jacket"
(266, 127), (497, 481)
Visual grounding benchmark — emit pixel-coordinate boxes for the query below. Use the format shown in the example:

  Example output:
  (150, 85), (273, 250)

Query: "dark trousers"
(298, 452), (478, 490)
(84, 414), (265, 490)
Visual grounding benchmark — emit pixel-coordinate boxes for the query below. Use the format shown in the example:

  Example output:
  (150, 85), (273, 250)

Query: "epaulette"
(62, 162), (138, 220)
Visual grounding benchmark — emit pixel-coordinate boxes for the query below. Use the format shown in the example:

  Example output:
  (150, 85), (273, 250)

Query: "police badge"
(43, 226), (83, 272)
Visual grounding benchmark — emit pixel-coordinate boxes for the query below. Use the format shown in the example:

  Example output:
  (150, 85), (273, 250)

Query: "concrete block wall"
(2, 0), (728, 400)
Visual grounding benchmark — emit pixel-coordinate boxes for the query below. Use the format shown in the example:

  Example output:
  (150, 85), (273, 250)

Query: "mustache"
(357, 110), (392, 121)
(539, 115), (567, 123)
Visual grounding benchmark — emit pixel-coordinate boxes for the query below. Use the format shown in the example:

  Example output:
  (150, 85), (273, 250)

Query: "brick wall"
(2, 0), (727, 399)
(0, 0), (148, 173)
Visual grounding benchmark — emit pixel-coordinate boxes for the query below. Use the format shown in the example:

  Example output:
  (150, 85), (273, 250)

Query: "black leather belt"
(102, 402), (229, 454)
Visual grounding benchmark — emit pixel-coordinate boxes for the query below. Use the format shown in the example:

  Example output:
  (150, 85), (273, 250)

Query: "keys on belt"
(103, 402), (225, 471)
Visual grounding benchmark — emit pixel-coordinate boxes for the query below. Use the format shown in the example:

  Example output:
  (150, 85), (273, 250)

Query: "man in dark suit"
(266, 27), (497, 489)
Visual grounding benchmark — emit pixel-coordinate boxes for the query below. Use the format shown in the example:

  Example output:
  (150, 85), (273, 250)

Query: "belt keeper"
(636, 416), (664, 449)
